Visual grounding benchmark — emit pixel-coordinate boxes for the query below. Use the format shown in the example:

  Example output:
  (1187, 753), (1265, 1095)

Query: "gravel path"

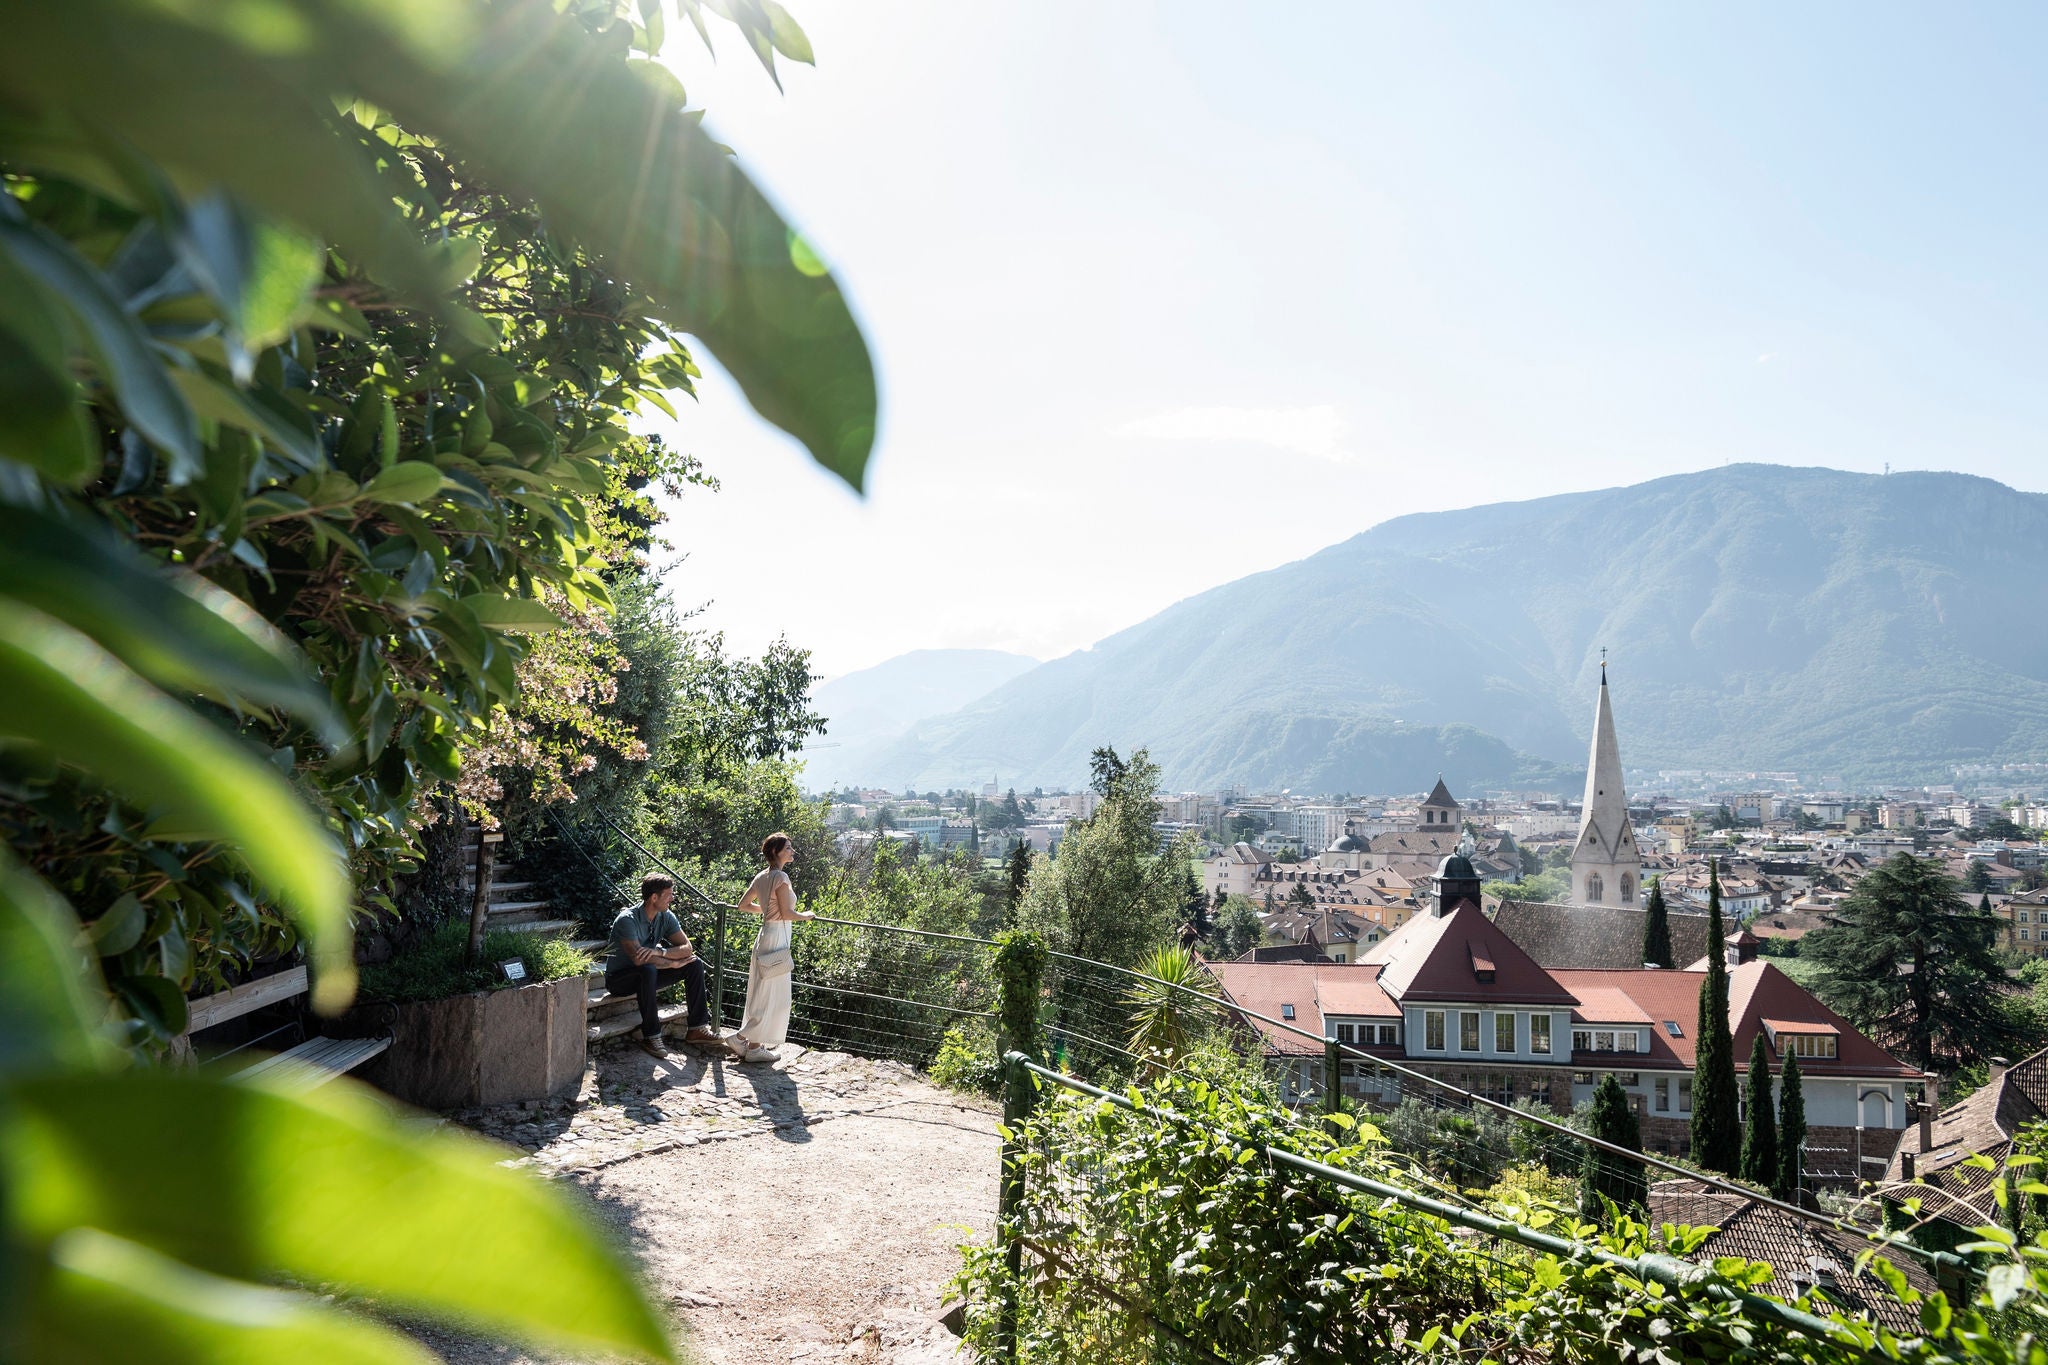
(415, 1039), (1000, 1364)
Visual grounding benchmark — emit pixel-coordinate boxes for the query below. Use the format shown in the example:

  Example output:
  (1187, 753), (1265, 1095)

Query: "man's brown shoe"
(684, 1026), (721, 1046)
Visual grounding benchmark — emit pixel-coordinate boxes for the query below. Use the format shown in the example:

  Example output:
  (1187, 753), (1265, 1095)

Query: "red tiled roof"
(1360, 904), (1579, 1006)
(1210, 962), (1402, 1057)
(1547, 964), (1922, 1079)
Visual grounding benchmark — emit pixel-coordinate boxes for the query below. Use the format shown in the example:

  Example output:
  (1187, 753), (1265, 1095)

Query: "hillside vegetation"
(870, 466), (2048, 790)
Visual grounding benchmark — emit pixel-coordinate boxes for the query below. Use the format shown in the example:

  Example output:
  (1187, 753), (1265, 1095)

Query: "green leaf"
(358, 461), (445, 507)
(6, 1072), (677, 1362)
(29, 1227), (441, 1365)
(0, 504), (342, 744)
(0, 321), (95, 482)
(173, 192), (326, 355)
(761, 1), (814, 64)
(0, 602), (352, 1011)
(456, 594), (564, 634)
(0, 849), (119, 1079)
(167, 367), (322, 470)
(0, 197), (199, 479)
(84, 894), (147, 957)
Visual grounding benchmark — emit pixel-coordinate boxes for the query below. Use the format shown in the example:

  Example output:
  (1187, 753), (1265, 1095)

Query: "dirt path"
(413, 1043), (1000, 1364)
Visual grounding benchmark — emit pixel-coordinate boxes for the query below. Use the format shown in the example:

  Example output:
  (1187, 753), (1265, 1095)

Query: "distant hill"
(802, 649), (1037, 788)
(864, 466), (2048, 791)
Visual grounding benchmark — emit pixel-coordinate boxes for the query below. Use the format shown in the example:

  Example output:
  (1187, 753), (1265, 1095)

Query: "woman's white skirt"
(737, 917), (793, 1048)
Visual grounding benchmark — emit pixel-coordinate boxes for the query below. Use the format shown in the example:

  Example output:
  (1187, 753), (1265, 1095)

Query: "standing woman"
(728, 832), (812, 1063)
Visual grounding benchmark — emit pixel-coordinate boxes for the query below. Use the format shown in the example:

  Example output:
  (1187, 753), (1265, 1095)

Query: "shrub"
(359, 924), (591, 1005)
(929, 1020), (1003, 1099)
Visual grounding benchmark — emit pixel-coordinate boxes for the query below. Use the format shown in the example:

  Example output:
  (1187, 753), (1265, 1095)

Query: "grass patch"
(359, 921), (593, 1004)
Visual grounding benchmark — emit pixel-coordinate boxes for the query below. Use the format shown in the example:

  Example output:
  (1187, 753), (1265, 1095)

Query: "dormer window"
(1762, 1019), (1838, 1058)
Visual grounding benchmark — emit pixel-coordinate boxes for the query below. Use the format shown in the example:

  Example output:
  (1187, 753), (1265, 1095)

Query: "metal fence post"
(1323, 1037), (1342, 1117)
(997, 1051), (1035, 1363)
(711, 902), (728, 1030)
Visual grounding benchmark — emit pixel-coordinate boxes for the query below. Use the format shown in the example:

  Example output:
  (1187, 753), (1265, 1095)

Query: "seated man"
(606, 874), (718, 1057)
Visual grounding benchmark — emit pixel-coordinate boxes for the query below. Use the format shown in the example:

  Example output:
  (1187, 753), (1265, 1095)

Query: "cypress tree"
(1579, 1074), (1649, 1224)
(1641, 876), (1673, 968)
(1740, 1032), (1778, 1186)
(1772, 1047), (1806, 1204)
(1003, 842), (1032, 927)
(1690, 858), (1742, 1173)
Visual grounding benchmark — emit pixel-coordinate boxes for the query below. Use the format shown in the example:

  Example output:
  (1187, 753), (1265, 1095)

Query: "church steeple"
(1569, 662), (1640, 906)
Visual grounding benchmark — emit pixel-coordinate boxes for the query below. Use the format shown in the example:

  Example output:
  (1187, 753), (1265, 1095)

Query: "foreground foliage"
(1, 0), (872, 1357)
(954, 1066), (2048, 1365)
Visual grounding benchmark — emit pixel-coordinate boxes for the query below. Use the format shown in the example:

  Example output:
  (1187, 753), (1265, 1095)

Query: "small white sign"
(499, 958), (527, 982)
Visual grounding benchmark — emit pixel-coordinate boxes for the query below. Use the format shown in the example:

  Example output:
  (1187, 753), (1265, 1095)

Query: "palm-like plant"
(1125, 944), (1222, 1072)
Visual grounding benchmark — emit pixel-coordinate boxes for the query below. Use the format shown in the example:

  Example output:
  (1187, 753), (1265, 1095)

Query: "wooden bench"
(183, 965), (391, 1090)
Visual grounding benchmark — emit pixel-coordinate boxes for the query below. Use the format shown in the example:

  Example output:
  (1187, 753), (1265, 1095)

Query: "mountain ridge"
(858, 466), (2048, 791)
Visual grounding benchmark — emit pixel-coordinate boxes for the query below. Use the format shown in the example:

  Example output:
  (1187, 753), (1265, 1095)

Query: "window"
(1782, 1033), (1838, 1059)
(1573, 1071), (1594, 1084)
(1587, 873), (1604, 903)
(1572, 1029), (1592, 1052)
(1496, 1013), (1517, 1053)
(1531, 1015), (1552, 1054)
(1617, 1030), (1640, 1053)
(1281, 1004), (1295, 1021)
(1614, 1072), (1639, 1086)
(2022, 911), (2033, 924)
(1621, 873), (1635, 903)
(1593, 1030), (1615, 1052)
(1655, 1077), (1670, 1111)
(1460, 1011), (1481, 1052)
(2024, 928), (2033, 942)
(1679, 1077), (1693, 1112)
(1336, 1023), (1357, 1045)
(1663, 1020), (1683, 1037)
(1425, 1010), (1446, 1051)
(1376, 1024), (1400, 1046)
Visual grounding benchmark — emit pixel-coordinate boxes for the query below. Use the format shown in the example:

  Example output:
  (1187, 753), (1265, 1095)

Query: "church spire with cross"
(1569, 655), (1641, 907)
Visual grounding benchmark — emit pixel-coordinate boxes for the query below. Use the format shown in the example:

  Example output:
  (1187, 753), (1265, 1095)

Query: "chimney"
(1991, 1056), (2012, 1086)
(1902, 1151), (1916, 1180)
(1918, 1100), (1933, 1154)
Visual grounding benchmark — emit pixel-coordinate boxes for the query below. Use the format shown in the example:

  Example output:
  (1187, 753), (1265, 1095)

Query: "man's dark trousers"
(606, 958), (710, 1039)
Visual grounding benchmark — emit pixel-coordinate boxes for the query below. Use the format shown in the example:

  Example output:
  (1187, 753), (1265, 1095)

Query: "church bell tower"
(1569, 662), (1641, 907)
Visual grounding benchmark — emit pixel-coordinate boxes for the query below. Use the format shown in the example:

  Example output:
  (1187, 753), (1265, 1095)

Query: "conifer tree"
(1579, 1074), (1648, 1223)
(1003, 841), (1033, 927)
(1740, 1032), (1778, 1186)
(1773, 1048), (1806, 1205)
(1691, 859), (1742, 1173)
(1803, 853), (2022, 1071)
(1641, 876), (1673, 968)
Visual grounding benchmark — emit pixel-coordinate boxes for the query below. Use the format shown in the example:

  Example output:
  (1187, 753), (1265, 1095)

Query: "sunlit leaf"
(459, 594), (566, 633)
(172, 192), (326, 357)
(0, 601), (351, 1009)
(357, 462), (446, 507)
(6, 1072), (677, 1362)
(29, 1227), (440, 1365)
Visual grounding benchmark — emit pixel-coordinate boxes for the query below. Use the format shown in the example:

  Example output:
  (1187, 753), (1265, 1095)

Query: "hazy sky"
(649, 2), (2048, 680)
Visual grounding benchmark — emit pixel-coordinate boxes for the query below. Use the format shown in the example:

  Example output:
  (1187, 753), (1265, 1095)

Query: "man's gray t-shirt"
(607, 907), (682, 974)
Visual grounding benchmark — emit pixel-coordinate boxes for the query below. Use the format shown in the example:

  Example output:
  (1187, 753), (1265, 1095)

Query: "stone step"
(497, 918), (578, 937)
(458, 880), (540, 902)
(485, 899), (554, 917)
(589, 1001), (689, 1042)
